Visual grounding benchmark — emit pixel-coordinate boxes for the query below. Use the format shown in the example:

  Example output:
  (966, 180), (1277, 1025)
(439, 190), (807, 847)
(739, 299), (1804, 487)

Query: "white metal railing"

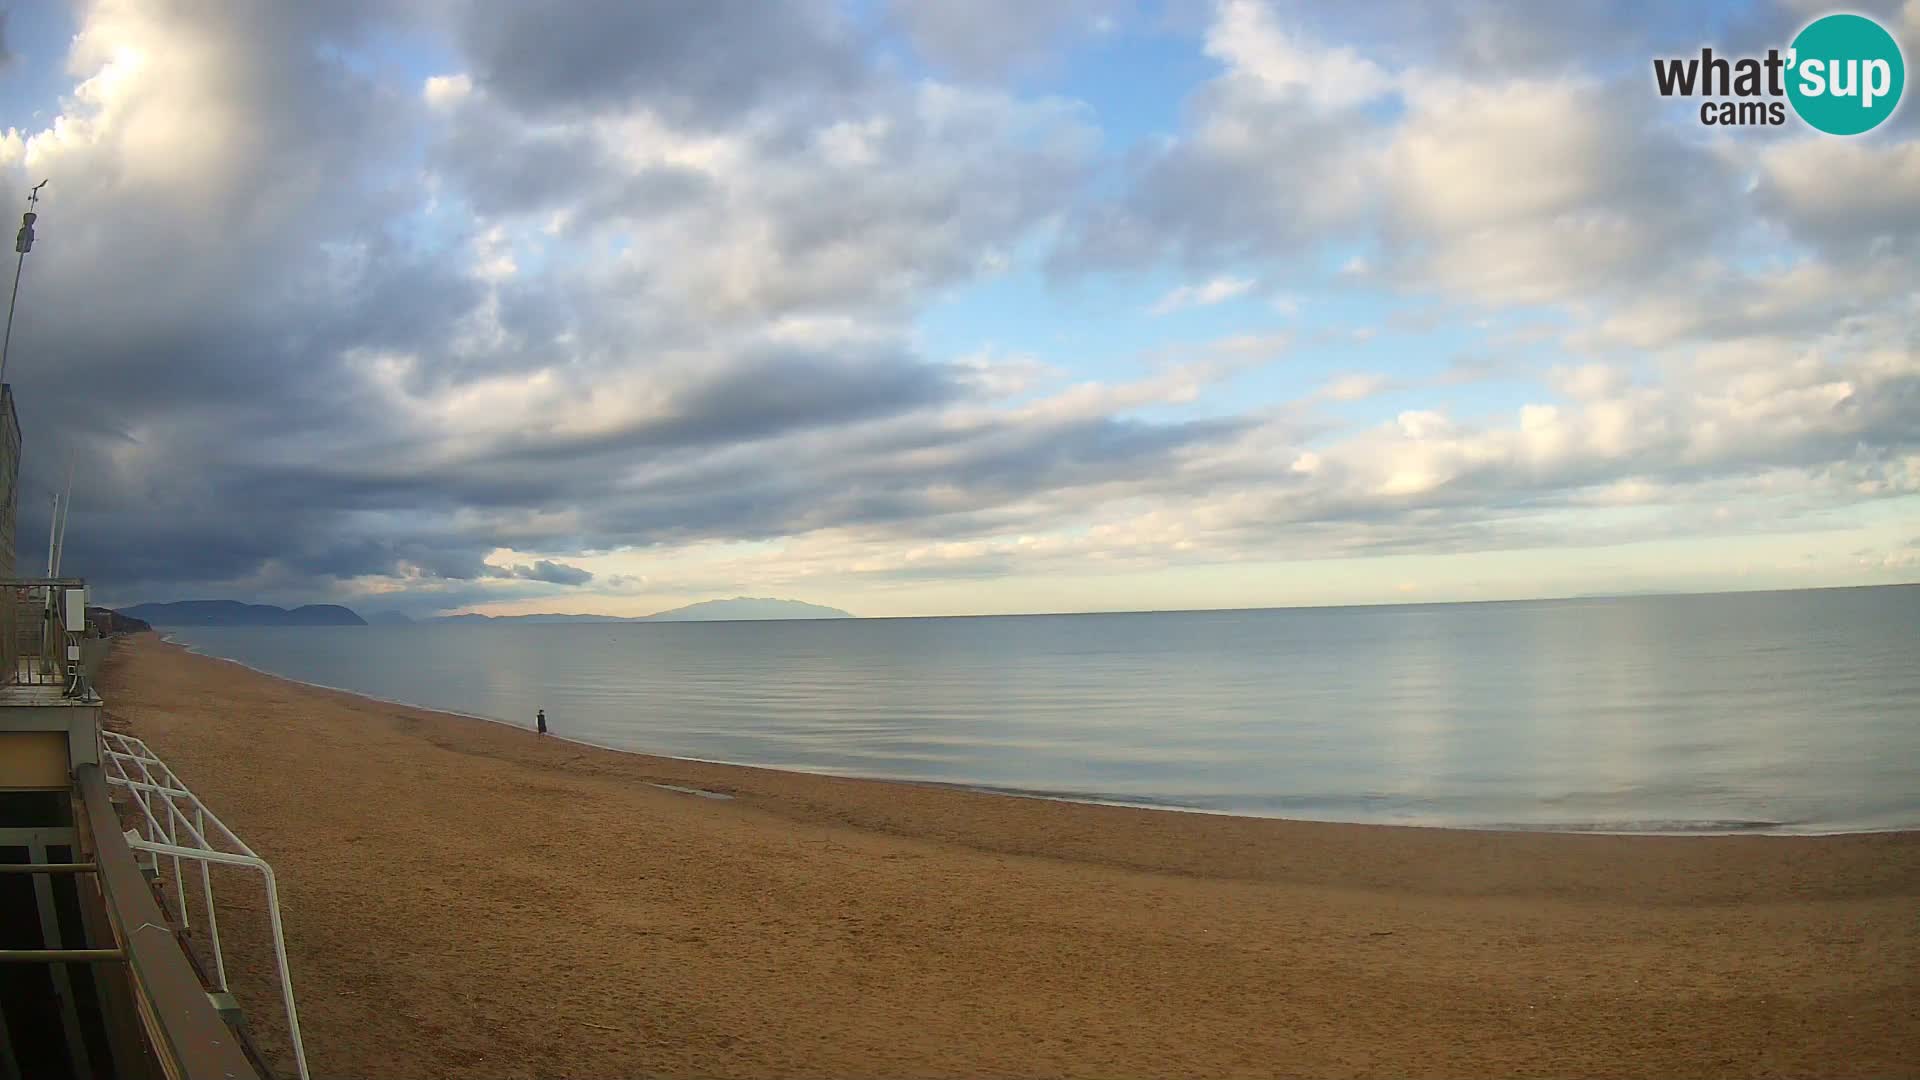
(99, 729), (310, 1080)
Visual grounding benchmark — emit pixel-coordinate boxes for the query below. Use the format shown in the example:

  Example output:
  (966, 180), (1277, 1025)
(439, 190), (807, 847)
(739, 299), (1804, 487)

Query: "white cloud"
(1752, 137), (1920, 259)
(1149, 275), (1255, 315)
(1066, 2), (1741, 315)
(1207, 0), (1394, 108)
(422, 73), (473, 110)
(1319, 372), (1395, 401)
(1380, 73), (1727, 306)
(1550, 364), (1630, 401)
(1204, 332), (1291, 359)
(951, 348), (1061, 397)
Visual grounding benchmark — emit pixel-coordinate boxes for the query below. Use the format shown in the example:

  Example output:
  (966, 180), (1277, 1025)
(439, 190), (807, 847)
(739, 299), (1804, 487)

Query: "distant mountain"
(643, 597), (852, 622)
(279, 605), (364, 626)
(120, 600), (368, 627)
(429, 612), (632, 624)
(365, 611), (414, 625)
(424, 598), (853, 624)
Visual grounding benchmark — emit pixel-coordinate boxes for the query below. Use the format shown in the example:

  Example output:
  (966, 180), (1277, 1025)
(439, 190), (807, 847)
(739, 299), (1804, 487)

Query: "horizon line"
(119, 580), (1917, 624)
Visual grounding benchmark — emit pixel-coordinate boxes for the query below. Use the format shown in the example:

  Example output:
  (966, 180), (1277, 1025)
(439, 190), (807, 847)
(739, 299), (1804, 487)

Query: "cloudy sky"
(0, 0), (1914, 618)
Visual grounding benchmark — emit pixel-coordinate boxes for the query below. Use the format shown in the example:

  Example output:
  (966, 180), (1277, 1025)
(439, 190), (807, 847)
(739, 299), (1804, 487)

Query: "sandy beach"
(96, 633), (1917, 1079)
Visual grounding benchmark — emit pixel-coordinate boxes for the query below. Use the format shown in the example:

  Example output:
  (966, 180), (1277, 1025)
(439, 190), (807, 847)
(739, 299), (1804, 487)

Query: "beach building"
(0, 377), (294, 1078)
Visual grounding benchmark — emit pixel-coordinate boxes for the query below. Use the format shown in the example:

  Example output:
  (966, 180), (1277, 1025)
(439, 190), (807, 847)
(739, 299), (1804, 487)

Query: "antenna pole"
(1, 254), (26, 388)
(0, 181), (46, 387)
(51, 454), (74, 576)
(45, 491), (57, 578)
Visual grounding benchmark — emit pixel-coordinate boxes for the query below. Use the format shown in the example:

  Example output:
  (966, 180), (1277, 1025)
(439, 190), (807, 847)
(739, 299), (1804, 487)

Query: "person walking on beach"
(536, 708), (547, 735)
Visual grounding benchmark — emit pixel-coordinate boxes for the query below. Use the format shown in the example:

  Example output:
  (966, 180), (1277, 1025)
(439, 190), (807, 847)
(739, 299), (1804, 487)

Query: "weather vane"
(16, 180), (46, 253)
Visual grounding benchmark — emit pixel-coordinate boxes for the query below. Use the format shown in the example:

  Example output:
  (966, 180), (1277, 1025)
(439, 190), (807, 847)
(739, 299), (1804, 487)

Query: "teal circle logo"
(1787, 13), (1905, 135)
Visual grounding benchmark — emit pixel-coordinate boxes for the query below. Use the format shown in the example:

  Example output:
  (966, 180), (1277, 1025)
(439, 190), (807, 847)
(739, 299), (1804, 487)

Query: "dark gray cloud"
(884, 0), (1120, 78)
(490, 559), (593, 585)
(452, 0), (866, 125)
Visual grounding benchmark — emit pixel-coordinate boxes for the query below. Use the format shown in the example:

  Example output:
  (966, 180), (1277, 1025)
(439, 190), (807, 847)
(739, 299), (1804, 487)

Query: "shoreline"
(100, 632), (1920, 1079)
(157, 631), (1914, 839)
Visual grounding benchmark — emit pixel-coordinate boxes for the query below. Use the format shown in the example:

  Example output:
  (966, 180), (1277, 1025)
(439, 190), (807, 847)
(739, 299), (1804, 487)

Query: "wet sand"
(98, 633), (1917, 1079)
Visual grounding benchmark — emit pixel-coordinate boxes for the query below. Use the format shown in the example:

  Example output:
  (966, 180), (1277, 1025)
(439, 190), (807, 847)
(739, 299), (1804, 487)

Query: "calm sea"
(162, 587), (1919, 834)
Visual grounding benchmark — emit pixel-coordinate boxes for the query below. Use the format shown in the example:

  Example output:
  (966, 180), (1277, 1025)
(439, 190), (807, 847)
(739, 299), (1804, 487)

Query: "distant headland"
(118, 600), (369, 626)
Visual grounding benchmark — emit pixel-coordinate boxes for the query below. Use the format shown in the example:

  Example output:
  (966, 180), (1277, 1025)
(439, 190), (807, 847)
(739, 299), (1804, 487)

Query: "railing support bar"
(100, 733), (309, 1080)
(0, 948), (125, 963)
